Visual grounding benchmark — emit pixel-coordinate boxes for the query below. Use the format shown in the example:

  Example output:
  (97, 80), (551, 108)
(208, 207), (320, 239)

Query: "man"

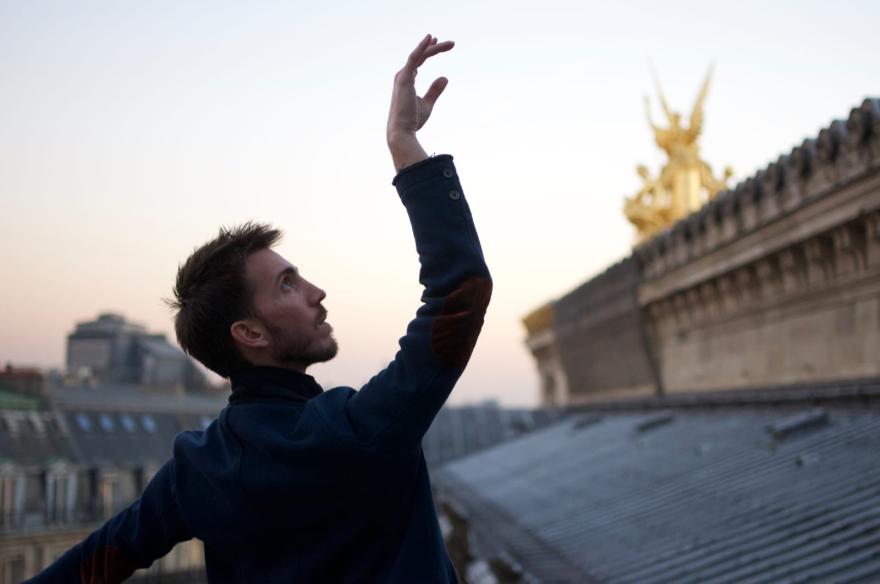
(29, 34), (490, 583)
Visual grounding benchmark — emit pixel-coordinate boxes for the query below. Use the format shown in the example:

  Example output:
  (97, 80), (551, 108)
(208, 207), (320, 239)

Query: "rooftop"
(438, 396), (880, 583)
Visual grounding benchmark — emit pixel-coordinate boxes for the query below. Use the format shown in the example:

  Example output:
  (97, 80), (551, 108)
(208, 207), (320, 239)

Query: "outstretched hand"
(387, 35), (454, 171)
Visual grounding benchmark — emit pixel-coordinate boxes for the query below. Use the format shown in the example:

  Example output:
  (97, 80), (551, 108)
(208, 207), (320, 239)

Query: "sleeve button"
(449, 190), (461, 200)
(442, 168), (454, 178)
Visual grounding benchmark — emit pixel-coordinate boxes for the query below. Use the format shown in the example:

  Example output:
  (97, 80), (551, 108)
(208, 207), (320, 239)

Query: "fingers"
(404, 34), (454, 74)
(416, 39), (454, 68)
(422, 77), (448, 106)
(406, 34), (433, 68)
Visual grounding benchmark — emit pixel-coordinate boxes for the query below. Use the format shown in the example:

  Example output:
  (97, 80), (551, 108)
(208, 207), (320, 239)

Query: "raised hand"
(387, 34), (454, 171)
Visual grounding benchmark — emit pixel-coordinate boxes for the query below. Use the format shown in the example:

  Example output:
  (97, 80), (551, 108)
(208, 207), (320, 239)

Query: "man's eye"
(281, 278), (292, 290)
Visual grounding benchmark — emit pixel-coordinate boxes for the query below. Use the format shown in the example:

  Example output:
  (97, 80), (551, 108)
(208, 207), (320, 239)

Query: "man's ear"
(230, 319), (269, 350)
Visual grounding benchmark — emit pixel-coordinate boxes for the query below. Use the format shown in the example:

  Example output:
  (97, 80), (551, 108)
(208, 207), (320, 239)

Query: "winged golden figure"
(626, 66), (733, 243)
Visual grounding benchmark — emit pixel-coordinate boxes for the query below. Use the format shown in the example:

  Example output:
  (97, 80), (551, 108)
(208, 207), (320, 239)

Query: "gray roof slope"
(437, 406), (880, 584)
(423, 406), (563, 470)
(137, 337), (188, 360)
(0, 410), (218, 469)
(48, 384), (226, 414)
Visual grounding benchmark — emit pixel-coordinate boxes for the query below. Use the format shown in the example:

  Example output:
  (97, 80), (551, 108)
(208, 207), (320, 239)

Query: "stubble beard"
(267, 322), (338, 367)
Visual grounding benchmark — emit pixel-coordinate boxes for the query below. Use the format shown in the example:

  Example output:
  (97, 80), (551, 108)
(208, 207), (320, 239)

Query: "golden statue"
(625, 66), (733, 243)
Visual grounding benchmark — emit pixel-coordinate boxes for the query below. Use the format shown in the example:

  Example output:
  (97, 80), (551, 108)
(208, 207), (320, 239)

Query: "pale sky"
(1, 0), (877, 406)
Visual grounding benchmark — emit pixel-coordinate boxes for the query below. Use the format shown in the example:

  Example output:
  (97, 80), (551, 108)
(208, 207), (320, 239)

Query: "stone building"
(524, 98), (880, 406)
(0, 366), (46, 399)
(0, 386), (225, 582)
(67, 313), (206, 390)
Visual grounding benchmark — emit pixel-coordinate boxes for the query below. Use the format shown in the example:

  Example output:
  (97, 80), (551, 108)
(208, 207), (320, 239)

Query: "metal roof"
(47, 384), (226, 414)
(423, 405), (563, 469)
(0, 409), (218, 469)
(437, 405), (880, 583)
(137, 337), (188, 360)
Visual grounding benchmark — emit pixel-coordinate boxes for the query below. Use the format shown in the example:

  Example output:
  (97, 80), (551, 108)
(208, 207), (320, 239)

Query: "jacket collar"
(228, 366), (323, 405)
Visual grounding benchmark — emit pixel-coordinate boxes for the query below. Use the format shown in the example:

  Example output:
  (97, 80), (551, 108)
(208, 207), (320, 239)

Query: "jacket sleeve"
(25, 460), (191, 584)
(344, 154), (492, 451)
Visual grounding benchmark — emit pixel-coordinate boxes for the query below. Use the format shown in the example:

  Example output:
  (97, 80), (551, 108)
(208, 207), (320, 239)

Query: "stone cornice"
(568, 377), (880, 412)
(636, 98), (880, 285)
(649, 268), (880, 337)
(522, 303), (554, 335)
(638, 174), (880, 306)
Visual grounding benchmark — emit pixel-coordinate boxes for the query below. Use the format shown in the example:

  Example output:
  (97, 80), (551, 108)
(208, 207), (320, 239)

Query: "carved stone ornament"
(814, 121), (846, 190)
(757, 168), (781, 223)
(804, 236), (834, 287)
(779, 248), (805, 294)
(673, 293), (689, 326)
(716, 275), (738, 314)
(704, 200), (723, 250)
(797, 139), (820, 200)
(831, 223), (866, 277)
(740, 178), (762, 231)
(863, 212), (880, 268)
(864, 98), (880, 160)
(755, 257), (782, 301)
(721, 192), (741, 242)
(699, 281), (721, 318)
(687, 287), (705, 322)
(840, 104), (871, 176)
(735, 267), (758, 306)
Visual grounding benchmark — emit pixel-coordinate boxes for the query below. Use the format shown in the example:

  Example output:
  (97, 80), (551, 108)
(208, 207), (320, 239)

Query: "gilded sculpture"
(625, 66), (733, 243)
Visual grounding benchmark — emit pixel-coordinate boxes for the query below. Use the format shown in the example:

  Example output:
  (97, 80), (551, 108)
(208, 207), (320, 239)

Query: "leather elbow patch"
(431, 277), (492, 368)
(81, 546), (139, 584)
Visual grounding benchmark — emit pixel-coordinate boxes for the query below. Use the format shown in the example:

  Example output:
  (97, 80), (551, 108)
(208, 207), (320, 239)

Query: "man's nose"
(312, 284), (326, 304)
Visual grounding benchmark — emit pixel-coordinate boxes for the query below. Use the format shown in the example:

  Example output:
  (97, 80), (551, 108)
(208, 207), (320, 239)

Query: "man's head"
(169, 222), (337, 378)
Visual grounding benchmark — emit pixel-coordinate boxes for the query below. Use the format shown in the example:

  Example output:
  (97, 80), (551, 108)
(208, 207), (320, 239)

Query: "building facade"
(0, 388), (225, 582)
(525, 98), (880, 406)
(67, 313), (206, 390)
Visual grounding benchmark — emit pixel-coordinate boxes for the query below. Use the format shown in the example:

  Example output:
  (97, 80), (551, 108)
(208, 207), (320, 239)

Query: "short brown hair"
(168, 222), (282, 377)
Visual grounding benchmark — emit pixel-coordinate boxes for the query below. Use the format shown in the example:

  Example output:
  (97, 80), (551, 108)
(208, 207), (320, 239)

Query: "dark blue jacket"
(29, 154), (491, 583)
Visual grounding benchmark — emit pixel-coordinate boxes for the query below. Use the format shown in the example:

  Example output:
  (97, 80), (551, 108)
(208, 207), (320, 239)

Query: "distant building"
(66, 313), (207, 390)
(0, 386), (226, 582)
(0, 366), (46, 399)
(525, 98), (880, 406)
(492, 94), (880, 584)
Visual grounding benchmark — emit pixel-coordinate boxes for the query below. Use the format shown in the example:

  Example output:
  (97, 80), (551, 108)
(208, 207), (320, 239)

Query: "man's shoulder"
(203, 387), (363, 447)
(311, 385), (358, 406)
(303, 385), (366, 444)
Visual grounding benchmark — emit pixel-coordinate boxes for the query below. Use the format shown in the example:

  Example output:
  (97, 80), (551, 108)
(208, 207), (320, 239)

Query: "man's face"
(244, 248), (338, 369)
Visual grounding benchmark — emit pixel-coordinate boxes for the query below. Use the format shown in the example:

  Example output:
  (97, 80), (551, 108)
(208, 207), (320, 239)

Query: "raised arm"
(339, 36), (491, 452)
